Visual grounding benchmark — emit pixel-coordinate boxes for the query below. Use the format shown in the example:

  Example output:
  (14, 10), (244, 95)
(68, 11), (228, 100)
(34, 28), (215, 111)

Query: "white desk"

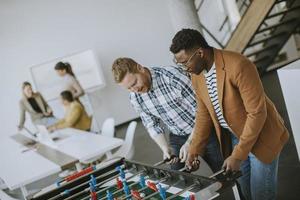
(0, 129), (123, 199)
(50, 128), (124, 165)
(0, 136), (61, 199)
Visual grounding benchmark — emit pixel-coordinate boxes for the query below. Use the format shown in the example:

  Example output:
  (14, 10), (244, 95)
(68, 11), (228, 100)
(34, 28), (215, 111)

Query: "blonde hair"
(112, 57), (138, 83)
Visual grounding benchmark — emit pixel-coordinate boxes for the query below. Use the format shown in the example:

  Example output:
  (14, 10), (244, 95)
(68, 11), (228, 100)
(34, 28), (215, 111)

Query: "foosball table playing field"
(29, 158), (242, 200)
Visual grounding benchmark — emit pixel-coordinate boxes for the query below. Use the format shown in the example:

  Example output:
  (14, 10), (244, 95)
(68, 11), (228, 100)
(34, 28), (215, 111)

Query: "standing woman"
(54, 62), (84, 99)
(18, 82), (57, 130)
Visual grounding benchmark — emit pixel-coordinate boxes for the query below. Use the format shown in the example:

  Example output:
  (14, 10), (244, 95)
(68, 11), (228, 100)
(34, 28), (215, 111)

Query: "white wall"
(278, 60), (300, 160)
(0, 0), (175, 137)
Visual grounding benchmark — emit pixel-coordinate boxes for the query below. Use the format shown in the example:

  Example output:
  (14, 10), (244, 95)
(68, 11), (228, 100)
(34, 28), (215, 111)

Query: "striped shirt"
(130, 66), (196, 137)
(204, 64), (232, 131)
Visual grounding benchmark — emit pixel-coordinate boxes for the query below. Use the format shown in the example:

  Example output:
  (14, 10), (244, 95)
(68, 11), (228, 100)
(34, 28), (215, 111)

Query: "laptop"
(36, 125), (57, 148)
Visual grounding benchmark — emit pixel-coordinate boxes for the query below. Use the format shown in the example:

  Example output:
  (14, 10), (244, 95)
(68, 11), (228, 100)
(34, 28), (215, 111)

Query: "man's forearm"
(151, 133), (169, 152)
(186, 129), (194, 144)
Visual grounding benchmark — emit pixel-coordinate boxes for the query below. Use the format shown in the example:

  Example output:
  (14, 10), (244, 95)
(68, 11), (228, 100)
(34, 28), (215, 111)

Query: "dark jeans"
(169, 130), (223, 172)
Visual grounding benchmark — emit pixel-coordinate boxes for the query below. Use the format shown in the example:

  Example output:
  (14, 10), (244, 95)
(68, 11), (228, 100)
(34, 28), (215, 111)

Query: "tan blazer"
(54, 101), (91, 131)
(189, 48), (289, 164)
(19, 92), (52, 128)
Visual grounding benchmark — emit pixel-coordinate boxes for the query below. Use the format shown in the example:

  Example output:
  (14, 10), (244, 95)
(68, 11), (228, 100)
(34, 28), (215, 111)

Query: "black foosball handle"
(154, 155), (178, 166)
(155, 156), (201, 173)
(163, 155), (178, 163)
(181, 158), (201, 173)
(209, 169), (242, 181)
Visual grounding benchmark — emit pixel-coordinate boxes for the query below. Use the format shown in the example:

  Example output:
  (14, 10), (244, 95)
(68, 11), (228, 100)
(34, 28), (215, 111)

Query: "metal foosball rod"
(90, 175), (148, 200)
(154, 158), (201, 200)
(79, 161), (167, 200)
(167, 169), (235, 200)
(115, 157), (180, 200)
(209, 169), (226, 179)
(63, 172), (130, 200)
(117, 175), (171, 200)
(142, 178), (184, 200)
(48, 165), (129, 200)
(54, 157), (182, 200)
(118, 177), (157, 200)
(31, 157), (244, 200)
(103, 157), (175, 199)
(165, 183), (198, 200)
(142, 157), (203, 200)
(81, 167), (157, 200)
(97, 170), (170, 200)
(153, 155), (178, 167)
(169, 169), (226, 200)
(107, 176), (151, 199)
(96, 157), (177, 200)
(55, 166), (96, 187)
(119, 157), (197, 200)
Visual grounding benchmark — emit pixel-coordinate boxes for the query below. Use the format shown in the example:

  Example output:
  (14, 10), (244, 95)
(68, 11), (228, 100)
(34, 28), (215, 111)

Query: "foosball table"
(29, 158), (241, 200)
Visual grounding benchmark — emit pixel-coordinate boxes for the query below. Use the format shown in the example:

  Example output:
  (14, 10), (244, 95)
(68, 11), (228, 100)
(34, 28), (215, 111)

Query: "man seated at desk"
(48, 90), (91, 132)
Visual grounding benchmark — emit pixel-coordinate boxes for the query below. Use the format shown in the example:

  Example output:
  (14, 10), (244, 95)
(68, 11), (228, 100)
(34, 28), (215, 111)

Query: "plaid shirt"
(130, 66), (196, 137)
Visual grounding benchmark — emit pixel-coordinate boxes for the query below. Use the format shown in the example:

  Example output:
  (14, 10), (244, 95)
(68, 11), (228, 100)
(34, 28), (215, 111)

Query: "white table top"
(49, 128), (124, 162)
(0, 128), (123, 191)
(0, 136), (61, 190)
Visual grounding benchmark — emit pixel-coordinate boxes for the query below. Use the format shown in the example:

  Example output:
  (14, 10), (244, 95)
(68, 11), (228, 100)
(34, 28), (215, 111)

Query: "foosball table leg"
(20, 185), (29, 200)
(75, 162), (83, 171)
(232, 183), (241, 200)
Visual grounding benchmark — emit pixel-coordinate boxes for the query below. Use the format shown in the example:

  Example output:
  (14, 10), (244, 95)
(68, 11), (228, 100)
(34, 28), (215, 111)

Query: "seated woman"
(48, 90), (91, 132)
(18, 82), (57, 130)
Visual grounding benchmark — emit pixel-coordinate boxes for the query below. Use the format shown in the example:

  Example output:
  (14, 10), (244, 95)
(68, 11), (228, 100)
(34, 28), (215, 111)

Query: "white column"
(166, 0), (203, 33)
(221, 0), (241, 31)
(20, 186), (29, 200)
(278, 60), (300, 161)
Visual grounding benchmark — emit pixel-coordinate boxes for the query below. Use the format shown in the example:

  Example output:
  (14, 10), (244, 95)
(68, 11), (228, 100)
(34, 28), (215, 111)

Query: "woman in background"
(47, 90), (91, 132)
(18, 82), (57, 130)
(54, 62), (84, 99)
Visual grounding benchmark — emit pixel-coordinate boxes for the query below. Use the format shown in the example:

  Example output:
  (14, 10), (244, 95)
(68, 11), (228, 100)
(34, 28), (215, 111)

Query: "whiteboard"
(30, 50), (105, 101)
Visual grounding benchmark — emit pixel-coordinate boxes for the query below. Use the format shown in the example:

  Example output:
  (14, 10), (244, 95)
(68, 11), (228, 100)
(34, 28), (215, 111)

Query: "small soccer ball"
(140, 193), (145, 198)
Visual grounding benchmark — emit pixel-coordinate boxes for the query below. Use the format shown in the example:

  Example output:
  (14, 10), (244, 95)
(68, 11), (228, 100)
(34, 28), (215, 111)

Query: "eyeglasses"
(173, 49), (199, 70)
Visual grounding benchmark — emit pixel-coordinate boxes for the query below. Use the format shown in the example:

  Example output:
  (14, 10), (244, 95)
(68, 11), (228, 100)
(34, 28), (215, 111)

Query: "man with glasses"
(111, 57), (223, 171)
(169, 28), (289, 200)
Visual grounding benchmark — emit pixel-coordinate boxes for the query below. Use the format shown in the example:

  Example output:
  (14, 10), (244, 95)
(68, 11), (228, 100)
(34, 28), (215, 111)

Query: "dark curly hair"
(170, 28), (210, 54)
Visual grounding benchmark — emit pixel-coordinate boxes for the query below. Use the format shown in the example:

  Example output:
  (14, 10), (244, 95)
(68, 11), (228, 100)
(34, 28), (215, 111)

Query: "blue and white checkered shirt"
(129, 66), (196, 137)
